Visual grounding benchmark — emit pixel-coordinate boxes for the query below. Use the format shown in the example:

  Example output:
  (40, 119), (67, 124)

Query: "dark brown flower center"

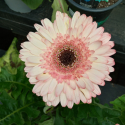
(58, 49), (76, 67)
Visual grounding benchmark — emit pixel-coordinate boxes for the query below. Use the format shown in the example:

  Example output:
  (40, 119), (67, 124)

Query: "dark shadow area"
(0, 27), (26, 51)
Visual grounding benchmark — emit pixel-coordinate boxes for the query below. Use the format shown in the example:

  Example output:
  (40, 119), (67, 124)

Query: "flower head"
(19, 11), (116, 108)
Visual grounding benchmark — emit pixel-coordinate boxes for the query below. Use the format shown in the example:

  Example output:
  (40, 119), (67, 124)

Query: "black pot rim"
(67, 0), (122, 12)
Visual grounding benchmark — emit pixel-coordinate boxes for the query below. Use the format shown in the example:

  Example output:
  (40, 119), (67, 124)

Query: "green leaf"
(39, 114), (51, 123)
(43, 105), (54, 114)
(82, 117), (99, 125)
(38, 118), (54, 125)
(0, 90), (46, 125)
(99, 119), (115, 125)
(58, 101), (121, 125)
(0, 66), (32, 97)
(51, 0), (70, 22)
(110, 94), (125, 111)
(0, 37), (24, 74)
(22, 0), (44, 9)
(54, 108), (65, 125)
(110, 95), (125, 125)
(0, 66), (48, 125)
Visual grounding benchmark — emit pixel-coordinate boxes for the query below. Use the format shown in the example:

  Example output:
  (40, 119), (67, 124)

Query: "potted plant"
(66, 0), (122, 26)
(4, 0), (44, 13)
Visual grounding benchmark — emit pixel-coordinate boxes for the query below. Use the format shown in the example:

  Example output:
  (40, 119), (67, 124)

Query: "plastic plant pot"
(4, 0), (32, 13)
(67, 0), (122, 26)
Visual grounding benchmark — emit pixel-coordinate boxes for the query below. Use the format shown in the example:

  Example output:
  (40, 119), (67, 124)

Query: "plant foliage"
(0, 37), (23, 74)
(51, 0), (70, 22)
(0, 38), (50, 125)
(22, 0), (44, 10)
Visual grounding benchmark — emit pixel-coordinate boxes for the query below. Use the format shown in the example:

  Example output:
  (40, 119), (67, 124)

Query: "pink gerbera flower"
(19, 11), (116, 109)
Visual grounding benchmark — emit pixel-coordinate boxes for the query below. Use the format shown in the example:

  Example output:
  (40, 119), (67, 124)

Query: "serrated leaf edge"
(0, 102), (35, 122)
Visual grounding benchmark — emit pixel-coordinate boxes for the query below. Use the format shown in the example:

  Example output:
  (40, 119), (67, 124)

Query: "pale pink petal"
(73, 86), (80, 104)
(93, 84), (101, 95)
(43, 94), (48, 102)
(102, 49), (116, 56)
(88, 27), (104, 38)
(36, 73), (51, 81)
(21, 42), (42, 56)
(34, 23), (43, 31)
(92, 62), (108, 71)
(65, 84), (74, 101)
(29, 77), (38, 83)
(89, 22), (97, 33)
(48, 27), (56, 39)
(77, 25), (83, 37)
(48, 91), (56, 101)
(27, 56), (41, 63)
(87, 99), (92, 104)
(41, 19), (46, 28)
(80, 88), (91, 100)
(24, 66), (32, 72)
(89, 69), (105, 79)
(56, 12), (66, 34)
(20, 49), (33, 56)
(60, 92), (67, 107)
(53, 20), (59, 34)
(88, 57), (97, 62)
(89, 34), (102, 43)
(28, 32), (43, 41)
(86, 71), (102, 85)
(71, 11), (80, 28)
(75, 14), (86, 28)
(25, 62), (39, 67)
(101, 70), (109, 75)
(47, 101), (52, 106)
(72, 28), (77, 38)
(27, 36), (46, 50)
(94, 45), (111, 55)
(80, 91), (87, 103)
(36, 92), (40, 96)
(105, 75), (112, 81)
(101, 33), (111, 45)
(83, 16), (92, 29)
(94, 56), (108, 64)
(43, 18), (53, 30)
(89, 41), (102, 51)
(83, 78), (94, 91)
(32, 81), (45, 93)
(82, 23), (95, 38)
(107, 65), (114, 72)
(76, 78), (86, 89)
(67, 101), (73, 109)
(48, 79), (58, 94)
(55, 82), (64, 97)
(69, 80), (76, 90)
(40, 78), (52, 96)
(90, 91), (96, 97)
(105, 41), (114, 48)
(63, 15), (71, 30)
(52, 97), (59, 106)
(28, 65), (45, 76)
(39, 28), (53, 43)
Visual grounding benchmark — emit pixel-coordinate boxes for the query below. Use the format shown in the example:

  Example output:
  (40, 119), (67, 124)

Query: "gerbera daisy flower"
(19, 11), (116, 109)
